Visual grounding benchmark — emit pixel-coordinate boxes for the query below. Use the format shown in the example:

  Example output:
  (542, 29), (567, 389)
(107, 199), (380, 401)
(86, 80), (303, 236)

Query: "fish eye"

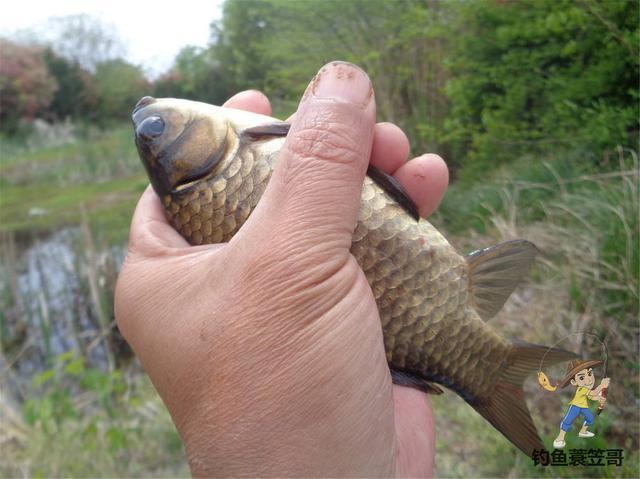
(137, 116), (165, 141)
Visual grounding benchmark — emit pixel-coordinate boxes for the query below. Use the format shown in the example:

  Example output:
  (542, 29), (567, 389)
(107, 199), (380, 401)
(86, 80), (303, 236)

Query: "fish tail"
(472, 340), (578, 456)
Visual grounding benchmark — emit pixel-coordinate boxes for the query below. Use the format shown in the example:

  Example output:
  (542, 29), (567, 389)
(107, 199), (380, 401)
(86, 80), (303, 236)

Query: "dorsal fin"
(366, 165), (420, 221)
(466, 240), (538, 320)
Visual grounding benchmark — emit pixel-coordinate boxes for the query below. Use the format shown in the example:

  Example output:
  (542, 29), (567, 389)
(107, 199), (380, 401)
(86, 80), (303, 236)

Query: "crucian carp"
(132, 95), (577, 456)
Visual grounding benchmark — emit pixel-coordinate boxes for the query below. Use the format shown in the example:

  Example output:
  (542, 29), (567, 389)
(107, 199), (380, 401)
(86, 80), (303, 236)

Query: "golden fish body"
(132, 96), (576, 455)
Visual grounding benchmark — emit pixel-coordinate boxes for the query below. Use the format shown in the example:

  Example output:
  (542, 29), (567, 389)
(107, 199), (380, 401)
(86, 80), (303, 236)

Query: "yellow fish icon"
(537, 371), (558, 392)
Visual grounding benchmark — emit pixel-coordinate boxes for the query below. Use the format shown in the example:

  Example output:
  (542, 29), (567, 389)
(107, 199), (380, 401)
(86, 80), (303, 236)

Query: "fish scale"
(167, 135), (509, 399)
(133, 97), (579, 456)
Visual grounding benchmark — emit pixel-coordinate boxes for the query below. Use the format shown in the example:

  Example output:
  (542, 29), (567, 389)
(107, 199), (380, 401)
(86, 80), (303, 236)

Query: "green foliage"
(213, 0), (279, 92)
(154, 45), (232, 104)
(94, 59), (151, 122)
(0, 124), (145, 240)
(43, 48), (97, 120)
(444, 0), (639, 179)
(0, 39), (58, 132)
(201, 0), (637, 173)
(4, 352), (187, 477)
(212, 0), (452, 151)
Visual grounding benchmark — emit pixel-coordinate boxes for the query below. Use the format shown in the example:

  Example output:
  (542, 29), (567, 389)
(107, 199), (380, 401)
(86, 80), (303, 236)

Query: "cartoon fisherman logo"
(546, 359), (611, 449)
(536, 331), (611, 450)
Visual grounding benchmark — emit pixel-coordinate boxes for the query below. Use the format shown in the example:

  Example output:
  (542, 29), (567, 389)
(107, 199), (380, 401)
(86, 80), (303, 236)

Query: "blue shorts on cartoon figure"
(553, 359), (610, 449)
(561, 405), (594, 432)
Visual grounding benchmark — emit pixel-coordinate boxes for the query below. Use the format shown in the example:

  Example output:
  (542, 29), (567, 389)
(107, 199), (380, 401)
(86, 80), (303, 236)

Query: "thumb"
(246, 62), (375, 256)
(127, 185), (190, 256)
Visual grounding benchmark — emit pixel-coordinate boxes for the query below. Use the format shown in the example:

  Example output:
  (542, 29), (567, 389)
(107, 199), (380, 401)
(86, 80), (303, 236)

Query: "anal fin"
(391, 369), (444, 395)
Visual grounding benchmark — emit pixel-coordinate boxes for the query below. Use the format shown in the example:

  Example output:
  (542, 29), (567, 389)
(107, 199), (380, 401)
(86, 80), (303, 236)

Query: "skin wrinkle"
(280, 180), (359, 225)
(236, 224), (353, 294)
(285, 117), (370, 169)
(185, 340), (380, 478)
(227, 254), (358, 336)
(284, 97), (370, 158)
(187, 350), (376, 476)
(184, 243), (393, 475)
(275, 282), (392, 470)
(171, 321), (291, 466)
(257, 182), (360, 258)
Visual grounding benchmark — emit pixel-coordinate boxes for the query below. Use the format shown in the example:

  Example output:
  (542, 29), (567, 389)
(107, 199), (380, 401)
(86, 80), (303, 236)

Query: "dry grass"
(435, 155), (639, 477)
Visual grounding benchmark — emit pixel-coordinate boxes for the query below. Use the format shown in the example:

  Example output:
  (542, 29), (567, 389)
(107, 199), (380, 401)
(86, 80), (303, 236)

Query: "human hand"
(115, 62), (448, 477)
(601, 377), (610, 388)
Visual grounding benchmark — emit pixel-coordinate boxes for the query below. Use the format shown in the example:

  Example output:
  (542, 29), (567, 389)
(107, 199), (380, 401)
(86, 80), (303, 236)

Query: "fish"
(537, 371), (558, 392)
(131, 95), (577, 456)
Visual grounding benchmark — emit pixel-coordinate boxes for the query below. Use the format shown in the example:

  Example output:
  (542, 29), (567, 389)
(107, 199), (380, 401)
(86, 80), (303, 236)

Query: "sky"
(0, 0), (223, 77)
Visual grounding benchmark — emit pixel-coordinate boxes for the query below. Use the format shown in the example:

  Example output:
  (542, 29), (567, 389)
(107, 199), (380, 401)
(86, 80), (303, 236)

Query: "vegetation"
(0, 1), (638, 477)
(1, 352), (187, 477)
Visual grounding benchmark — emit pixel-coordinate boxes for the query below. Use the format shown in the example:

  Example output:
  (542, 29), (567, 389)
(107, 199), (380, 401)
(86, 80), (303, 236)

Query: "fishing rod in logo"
(537, 331), (609, 414)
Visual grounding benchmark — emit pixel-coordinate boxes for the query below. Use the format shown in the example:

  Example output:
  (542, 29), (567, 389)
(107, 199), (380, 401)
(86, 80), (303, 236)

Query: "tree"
(0, 39), (57, 131)
(94, 59), (151, 122)
(445, 0), (639, 179)
(211, 0), (451, 153)
(154, 46), (232, 104)
(42, 48), (97, 120)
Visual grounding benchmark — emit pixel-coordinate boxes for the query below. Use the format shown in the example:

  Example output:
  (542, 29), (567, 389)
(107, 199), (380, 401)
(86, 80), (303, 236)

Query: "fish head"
(132, 96), (240, 198)
(134, 96), (285, 199)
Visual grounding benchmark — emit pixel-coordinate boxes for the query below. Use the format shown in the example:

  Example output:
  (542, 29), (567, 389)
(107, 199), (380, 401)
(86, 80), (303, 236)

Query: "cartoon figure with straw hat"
(552, 359), (610, 449)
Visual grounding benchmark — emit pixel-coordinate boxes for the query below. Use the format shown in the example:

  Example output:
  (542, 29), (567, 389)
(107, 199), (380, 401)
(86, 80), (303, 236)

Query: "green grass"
(434, 148), (637, 235)
(1, 353), (188, 477)
(0, 124), (146, 244)
(433, 149), (638, 317)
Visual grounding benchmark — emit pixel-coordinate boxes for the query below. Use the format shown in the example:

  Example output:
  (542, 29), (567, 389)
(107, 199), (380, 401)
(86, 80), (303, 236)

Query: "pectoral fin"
(243, 122), (291, 140)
